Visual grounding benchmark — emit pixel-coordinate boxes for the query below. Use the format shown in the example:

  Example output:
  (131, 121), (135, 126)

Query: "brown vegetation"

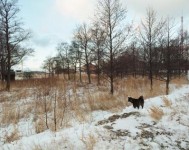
(149, 106), (164, 121)
(0, 76), (187, 133)
(4, 127), (20, 143)
(163, 97), (172, 107)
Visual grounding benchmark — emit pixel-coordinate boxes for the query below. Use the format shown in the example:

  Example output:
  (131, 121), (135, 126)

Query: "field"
(0, 75), (189, 149)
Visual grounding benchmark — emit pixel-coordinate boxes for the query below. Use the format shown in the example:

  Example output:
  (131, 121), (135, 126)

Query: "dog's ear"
(128, 97), (131, 101)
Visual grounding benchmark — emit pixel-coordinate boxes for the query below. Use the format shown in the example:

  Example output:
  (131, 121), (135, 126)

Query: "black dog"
(128, 96), (144, 109)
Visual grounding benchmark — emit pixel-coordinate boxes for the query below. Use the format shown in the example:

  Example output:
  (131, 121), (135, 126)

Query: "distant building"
(15, 70), (46, 80)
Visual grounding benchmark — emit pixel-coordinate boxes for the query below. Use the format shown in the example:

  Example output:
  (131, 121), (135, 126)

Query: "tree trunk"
(110, 31), (114, 95)
(79, 59), (82, 83)
(97, 48), (100, 85)
(85, 44), (91, 84)
(44, 96), (49, 129)
(6, 17), (11, 91)
(67, 62), (70, 80)
(54, 92), (57, 132)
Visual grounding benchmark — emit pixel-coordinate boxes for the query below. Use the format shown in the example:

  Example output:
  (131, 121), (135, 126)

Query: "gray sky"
(14, 0), (189, 71)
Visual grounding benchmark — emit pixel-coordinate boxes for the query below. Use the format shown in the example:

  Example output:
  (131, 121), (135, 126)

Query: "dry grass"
(1, 98), (35, 126)
(116, 76), (165, 99)
(80, 133), (97, 150)
(87, 92), (127, 111)
(0, 94), (9, 103)
(0, 81), (6, 91)
(149, 106), (164, 121)
(162, 97), (172, 107)
(1, 103), (20, 125)
(35, 118), (46, 133)
(4, 127), (20, 143)
(31, 137), (73, 150)
(172, 76), (188, 85)
(32, 144), (43, 150)
(32, 81), (74, 132)
(0, 75), (187, 133)
(72, 105), (88, 123)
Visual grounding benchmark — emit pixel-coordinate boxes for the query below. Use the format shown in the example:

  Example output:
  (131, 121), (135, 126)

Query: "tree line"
(1, 0), (189, 95)
(43, 0), (189, 95)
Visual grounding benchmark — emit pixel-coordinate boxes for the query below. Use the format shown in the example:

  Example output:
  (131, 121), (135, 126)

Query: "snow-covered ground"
(1, 85), (189, 150)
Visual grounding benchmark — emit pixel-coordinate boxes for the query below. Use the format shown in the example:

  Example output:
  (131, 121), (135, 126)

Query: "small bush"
(4, 127), (20, 143)
(162, 97), (172, 107)
(80, 133), (97, 150)
(1, 104), (20, 125)
(149, 106), (164, 121)
(35, 119), (46, 133)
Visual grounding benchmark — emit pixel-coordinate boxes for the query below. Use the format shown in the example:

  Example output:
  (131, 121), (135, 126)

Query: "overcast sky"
(14, 0), (189, 71)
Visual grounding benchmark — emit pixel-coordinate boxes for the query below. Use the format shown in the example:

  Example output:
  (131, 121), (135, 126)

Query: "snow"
(1, 84), (189, 149)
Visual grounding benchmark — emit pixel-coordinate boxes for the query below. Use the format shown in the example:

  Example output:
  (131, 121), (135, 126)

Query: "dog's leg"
(141, 102), (144, 109)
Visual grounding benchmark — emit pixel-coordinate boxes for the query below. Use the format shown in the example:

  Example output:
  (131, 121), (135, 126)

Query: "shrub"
(149, 106), (164, 121)
(162, 97), (172, 107)
(4, 127), (20, 143)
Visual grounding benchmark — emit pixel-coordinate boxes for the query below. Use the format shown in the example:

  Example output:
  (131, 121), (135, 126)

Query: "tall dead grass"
(87, 92), (127, 111)
(162, 97), (172, 107)
(4, 126), (20, 143)
(0, 81), (6, 91)
(115, 76), (165, 99)
(1, 103), (20, 125)
(32, 78), (75, 132)
(0, 75), (187, 134)
(87, 76), (163, 111)
(1, 102), (33, 126)
(149, 106), (164, 121)
(172, 76), (189, 86)
(80, 133), (97, 150)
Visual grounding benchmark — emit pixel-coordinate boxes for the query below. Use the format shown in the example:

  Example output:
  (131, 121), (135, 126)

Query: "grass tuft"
(162, 97), (172, 107)
(149, 106), (164, 121)
(4, 127), (20, 143)
(80, 133), (97, 150)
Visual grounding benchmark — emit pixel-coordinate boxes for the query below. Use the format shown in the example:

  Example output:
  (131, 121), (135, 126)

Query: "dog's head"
(139, 96), (144, 100)
(128, 97), (133, 103)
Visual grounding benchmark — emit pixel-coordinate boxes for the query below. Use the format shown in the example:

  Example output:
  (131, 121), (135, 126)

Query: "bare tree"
(183, 31), (189, 73)
(95, 0), (130, 94)
(0, 0), (31, 91)
(56, 42), (71, 80)
(69, 40), (83, 83)
(0, 31), (6, 81)
(69, 40), (80, 81)
(163, 18), (176, 94)
(53, 91), (57, 132)
(43, 57), (57, 77)
(129, 41), (139, 78)
(90, 22), (106, 85)
(159, 17), (189, 94)
(74, 23), (92, 84)
(139, 8), (165, 91)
